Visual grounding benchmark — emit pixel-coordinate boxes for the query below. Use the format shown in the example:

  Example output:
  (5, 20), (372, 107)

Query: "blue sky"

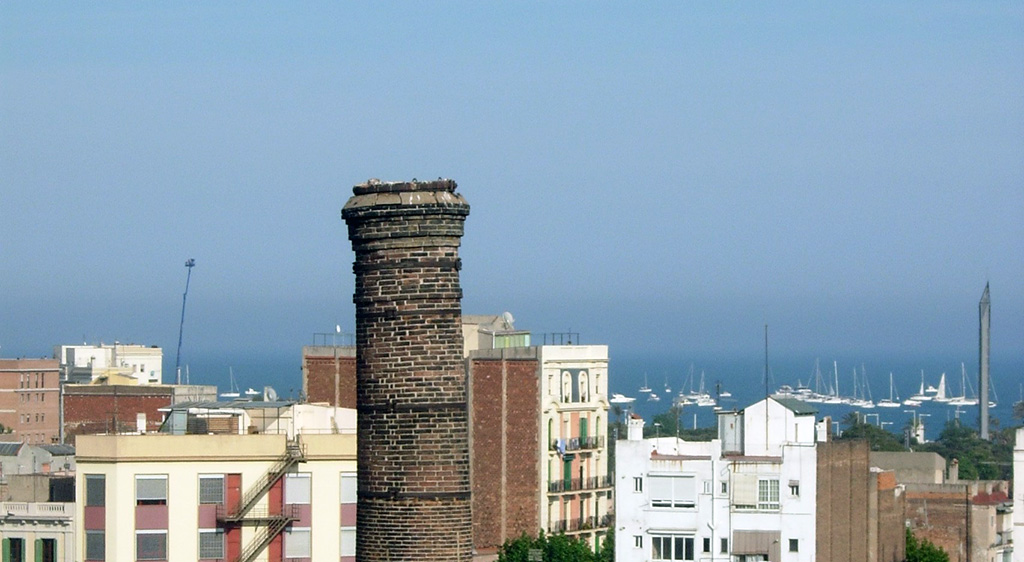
(2, 3), (1022, 367)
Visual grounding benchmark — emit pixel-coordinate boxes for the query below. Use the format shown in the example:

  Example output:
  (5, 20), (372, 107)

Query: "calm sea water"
(168, 350), (1024, 442)
(610, 352), (1024, 441)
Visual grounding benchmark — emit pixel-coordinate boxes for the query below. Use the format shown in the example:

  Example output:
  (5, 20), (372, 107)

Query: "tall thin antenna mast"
(764, 324), (770, 451)
(174, 258), (196, 385)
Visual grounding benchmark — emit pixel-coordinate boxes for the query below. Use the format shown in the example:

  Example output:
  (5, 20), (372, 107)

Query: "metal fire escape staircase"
(218, 439), (306, 562)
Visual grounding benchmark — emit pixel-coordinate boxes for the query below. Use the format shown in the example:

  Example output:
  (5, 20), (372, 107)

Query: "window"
(789, 538), (799, 552)
(649, 475), (696, 508)
(136, 531), (167, 560)
(720, 481), (728, 495)
(136, 475), (167, 506)
(758, 479), (780, 511)
(285, 473), (311, 504)
(199, 530), (225, 559)
(5, 538), (24, 562)
(633, 536), (643, 548)
(85, 474), (106, 507)
(703, 537), (711, 553)
(652, 536), (694, 560)
(341, 473), (357, 503)
(720, 537), (728, 554)
(633, 477), (643, 493)
(284, 527), (311, 558)
(340, 528), (356, 557)
(789, 481), (800, 497)
(199, 475), (225, 504)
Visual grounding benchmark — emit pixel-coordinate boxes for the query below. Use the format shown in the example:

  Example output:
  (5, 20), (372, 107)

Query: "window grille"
(199, 475), (224, 505)
(199, 530), (224, 559)
(136, 532), (167, 560)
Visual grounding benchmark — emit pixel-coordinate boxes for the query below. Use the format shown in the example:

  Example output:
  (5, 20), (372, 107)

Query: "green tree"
(1014, 400), (1024, 422)
(905, 528), (949, 562)
(836, 415), (905, 451)
(497, 531), (602, 562)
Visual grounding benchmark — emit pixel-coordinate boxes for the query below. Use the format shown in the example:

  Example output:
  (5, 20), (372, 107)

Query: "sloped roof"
(39, 444), (75, 456)
(771, 397), (818, 415)
(0, 442), (24, 456)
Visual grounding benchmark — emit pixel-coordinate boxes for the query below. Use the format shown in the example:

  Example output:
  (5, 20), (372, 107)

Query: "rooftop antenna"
(174, 258), (196, 385)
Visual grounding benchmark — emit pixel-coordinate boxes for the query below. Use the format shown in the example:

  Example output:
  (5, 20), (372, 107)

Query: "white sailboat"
(220, 367), (240, 399)
(907, 370), (931, 404)
(948, 362), (979, 407)
(877, 372), (901, 408)
(639, 372), (652, 394)
(932, 372), (950, 403)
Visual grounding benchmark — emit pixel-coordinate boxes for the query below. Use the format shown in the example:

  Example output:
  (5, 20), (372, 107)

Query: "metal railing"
(221, 439), (305, 522)
(547, 475), (613, 493)
(547, 513), (614, 534)
(234, 505), (298, 562)
(550, 436), (605, 452)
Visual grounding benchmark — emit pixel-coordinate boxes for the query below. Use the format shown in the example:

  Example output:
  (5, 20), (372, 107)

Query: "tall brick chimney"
(342, 179), (472, 560)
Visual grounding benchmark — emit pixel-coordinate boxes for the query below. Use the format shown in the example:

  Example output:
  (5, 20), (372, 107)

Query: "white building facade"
(616, 397), (819, 562)
(55, 344), (163, 385)
(74, 404), (356, 562)
(1014, 427), (1023, 562)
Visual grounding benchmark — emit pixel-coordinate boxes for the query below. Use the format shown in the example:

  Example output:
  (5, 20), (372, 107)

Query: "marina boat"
(948, 363), (979, 407)
(220, 367), (241, 399)
(639, 372), (652, 394)
(931, 372), (951, 403)
(877, 372), (901, 408)
(908, 370), (933, 403)
(610, 393), (636, 404)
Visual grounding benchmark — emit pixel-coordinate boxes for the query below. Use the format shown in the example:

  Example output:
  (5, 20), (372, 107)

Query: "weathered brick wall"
(816, 439), (870, 562)
(469, 356), (540, 554)
(63, 387), (172, 445)
(876, 473), (906, 562)
(303, 351), (356, 407)
(905, 487), (971, 561)
(343, 179), (472, 561)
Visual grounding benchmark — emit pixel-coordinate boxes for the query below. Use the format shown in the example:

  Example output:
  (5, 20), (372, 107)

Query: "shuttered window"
(284, 528), (311, 558)
(285, 473), (311, 505)
(135, 475), (167, 505)
(649, 475), (696, 508)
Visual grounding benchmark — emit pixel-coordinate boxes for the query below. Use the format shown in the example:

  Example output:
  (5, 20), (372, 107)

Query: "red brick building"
(61, 384), (216, 445)
(0, 359), (60, 444)
(301, 345), (356, 408)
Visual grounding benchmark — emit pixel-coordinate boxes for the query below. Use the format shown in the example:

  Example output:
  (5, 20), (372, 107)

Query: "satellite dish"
(501, 311), (515, 329)
(336, 324), (341, 334)
(264, 386), (278, 402)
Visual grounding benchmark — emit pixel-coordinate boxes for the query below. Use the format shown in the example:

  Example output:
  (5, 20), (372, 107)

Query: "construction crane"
(174, 258), (196, 385)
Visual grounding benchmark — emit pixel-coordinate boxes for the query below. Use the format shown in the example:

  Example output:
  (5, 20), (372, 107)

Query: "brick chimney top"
(353, 178), (457, 195)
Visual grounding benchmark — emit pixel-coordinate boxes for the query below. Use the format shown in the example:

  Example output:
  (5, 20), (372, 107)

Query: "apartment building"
(0, 358), (61, 444)
(74, 402), (356, 562)
(467, 343), (612, 554)
(616, 397), (820, 562)
(54, 344), (162, 385)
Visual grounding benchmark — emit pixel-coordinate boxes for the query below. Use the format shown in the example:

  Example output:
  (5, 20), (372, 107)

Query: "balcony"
(0, 502), (74, 521)
(547, 475), (613, 494)
(550, 436), (605, 453)
(547, 513), (614, 534)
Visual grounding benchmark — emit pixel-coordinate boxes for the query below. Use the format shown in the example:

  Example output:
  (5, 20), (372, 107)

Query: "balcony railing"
(550, 436), (605, 453)
(547, 475), (613, 493)
(547, 513), (614, 534)
(0, 502), (74, 520)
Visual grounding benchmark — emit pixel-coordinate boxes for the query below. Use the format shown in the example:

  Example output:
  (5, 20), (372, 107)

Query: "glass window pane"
(199, 530), (225, 559)
(136, 532), (167, 560)
(674, 537), (685, 559)
(685, 537), (694, 560)
(86, 531), (105, 561)
(199, 476), (224, 504)
(86, 475), (105, 507)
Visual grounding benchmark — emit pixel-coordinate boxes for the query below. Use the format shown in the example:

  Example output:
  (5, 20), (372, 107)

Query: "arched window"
(578, 371), (589, 402)
(561, 371), (572, 402)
